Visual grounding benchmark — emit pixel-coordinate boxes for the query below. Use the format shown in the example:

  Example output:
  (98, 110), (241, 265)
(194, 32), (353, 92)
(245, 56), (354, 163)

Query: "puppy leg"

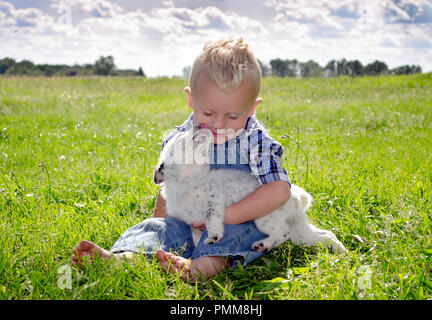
(204, 192), (226, 244)
(289, 217), (346, 253)
(252, 231), (291, 252)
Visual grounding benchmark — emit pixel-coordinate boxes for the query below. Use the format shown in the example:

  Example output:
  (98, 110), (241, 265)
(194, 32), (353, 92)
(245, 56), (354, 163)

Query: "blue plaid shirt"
(160, 113), (291, 186)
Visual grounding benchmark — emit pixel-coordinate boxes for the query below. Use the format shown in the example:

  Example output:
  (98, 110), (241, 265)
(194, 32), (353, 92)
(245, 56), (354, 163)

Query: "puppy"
(154, 126), (346, 253)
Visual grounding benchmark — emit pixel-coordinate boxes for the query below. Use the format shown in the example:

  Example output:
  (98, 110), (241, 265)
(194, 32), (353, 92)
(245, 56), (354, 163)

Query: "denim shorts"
(110, 216), (269, 268)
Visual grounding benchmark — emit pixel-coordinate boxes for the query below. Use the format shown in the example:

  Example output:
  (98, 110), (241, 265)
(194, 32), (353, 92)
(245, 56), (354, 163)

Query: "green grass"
(0, 74), (431, 299)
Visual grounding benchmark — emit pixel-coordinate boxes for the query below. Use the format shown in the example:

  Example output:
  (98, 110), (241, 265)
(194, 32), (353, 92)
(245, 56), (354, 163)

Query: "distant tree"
(391, 65), (422, 75)
(37, 64), (65, 76)
(336, 58), (349, 76)
(6, 60), (42, 75)
(137, 67), (146, 77)
(364, 60), (388, 76)
(94, 55), (115, 75)
(270, 58), (300, 77)
(0, 57), (16, 74)
(82, 64), (94, 76)
(324, 59), (337, 77)
(270, 58), (289, 77)
(413, 65), (422, 73)
(287, 59), (300, 77)
(182, 66), (191, 79)
(300, 60), (323, 77)
(17, 60), (35, 70)
(257, 59), (270, 77)
(347, 60), (363, 76)
(324, 58), (364, 77)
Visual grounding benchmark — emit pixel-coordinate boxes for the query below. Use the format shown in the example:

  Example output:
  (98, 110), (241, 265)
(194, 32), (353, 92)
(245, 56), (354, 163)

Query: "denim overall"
(110, 138), (269, 268)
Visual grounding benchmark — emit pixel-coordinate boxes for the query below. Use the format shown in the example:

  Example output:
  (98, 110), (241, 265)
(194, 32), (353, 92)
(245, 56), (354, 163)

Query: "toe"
(156, 249), (167, 263)
(156, 250), (181, 273)
(175, 258), (188, 269)
(77, 240), (94, 251)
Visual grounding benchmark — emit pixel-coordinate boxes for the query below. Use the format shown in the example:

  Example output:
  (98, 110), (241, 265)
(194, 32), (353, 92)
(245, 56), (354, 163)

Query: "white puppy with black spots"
(154, 125), (346, 253)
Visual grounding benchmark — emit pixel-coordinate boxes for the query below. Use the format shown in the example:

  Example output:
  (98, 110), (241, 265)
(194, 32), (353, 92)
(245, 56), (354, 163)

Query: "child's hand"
(192, 220), (206, 231)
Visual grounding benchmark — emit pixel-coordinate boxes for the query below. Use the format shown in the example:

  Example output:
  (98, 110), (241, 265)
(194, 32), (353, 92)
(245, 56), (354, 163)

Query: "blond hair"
(189, 37), (261, 99)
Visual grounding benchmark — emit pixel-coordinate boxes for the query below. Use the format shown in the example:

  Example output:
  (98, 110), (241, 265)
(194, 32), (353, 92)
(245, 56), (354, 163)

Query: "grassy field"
(0, 74), (431, 300)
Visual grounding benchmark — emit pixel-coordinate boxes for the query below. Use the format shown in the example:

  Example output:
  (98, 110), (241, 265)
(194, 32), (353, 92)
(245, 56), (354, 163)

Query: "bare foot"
(71, 240), (113, 266)
(155, 249), (230, 282)
(156, 249), (189, 277)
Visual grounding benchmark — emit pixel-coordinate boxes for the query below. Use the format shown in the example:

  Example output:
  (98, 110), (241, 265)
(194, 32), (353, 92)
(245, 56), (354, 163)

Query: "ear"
(153, 162), (164, 184)
(184, 86), (193, 109)
(248, 97), (262, 117)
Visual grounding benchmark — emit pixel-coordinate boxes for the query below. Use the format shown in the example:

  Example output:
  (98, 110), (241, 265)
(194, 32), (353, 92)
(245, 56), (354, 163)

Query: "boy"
(72, 37), (291, 281)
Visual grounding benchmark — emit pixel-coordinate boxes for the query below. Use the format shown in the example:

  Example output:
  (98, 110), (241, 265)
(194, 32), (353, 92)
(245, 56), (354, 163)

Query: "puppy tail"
(299, 189), (313, 212)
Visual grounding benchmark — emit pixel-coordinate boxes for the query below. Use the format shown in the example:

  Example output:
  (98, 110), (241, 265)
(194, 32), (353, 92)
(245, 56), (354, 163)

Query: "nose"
(211, 116), (226, 131)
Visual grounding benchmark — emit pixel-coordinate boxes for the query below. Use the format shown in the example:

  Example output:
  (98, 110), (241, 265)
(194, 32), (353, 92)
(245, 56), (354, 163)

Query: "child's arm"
(224, 180), (291, 225)
(153, 190), (168, 218)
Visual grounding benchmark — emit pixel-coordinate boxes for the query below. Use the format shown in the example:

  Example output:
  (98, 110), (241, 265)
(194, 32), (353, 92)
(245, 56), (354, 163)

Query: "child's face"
(185, 74), (262, 144)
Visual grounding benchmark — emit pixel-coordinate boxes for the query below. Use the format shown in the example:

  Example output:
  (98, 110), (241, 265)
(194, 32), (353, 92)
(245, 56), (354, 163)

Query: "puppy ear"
(153, 162), (164, 184)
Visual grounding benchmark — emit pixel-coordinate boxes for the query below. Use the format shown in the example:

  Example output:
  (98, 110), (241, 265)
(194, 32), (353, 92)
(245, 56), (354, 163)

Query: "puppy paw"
(204, 236), (222, 244)
(321, 232), (347, 254)
(205, 225), (224, 245)
(252, 241), (268, 253)
(332, 241), (347, 254)
(204, 233), (223, 244)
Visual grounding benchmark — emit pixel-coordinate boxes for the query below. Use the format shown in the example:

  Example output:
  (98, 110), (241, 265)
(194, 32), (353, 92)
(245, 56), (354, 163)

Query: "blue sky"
(1, 0), (431, 76)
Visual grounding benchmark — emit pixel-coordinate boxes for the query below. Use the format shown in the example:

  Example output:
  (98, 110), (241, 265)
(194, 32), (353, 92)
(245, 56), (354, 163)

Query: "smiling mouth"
(201, 123), (226, 137)
(199, 124), (237, 143)
(200, 124), (225, 136)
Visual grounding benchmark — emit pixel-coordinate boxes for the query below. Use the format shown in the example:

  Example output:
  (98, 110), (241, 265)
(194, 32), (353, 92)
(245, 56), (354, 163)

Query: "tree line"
(259, 58), (422, 78)
(0, 55), (422, 78)
(0, 55), (146, 77)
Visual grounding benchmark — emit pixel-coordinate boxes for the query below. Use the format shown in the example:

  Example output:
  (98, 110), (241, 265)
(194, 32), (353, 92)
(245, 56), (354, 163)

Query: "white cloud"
(0, 0), (431, 75)
(51, 0), (125, 18)
(260, 0), (432, 69)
